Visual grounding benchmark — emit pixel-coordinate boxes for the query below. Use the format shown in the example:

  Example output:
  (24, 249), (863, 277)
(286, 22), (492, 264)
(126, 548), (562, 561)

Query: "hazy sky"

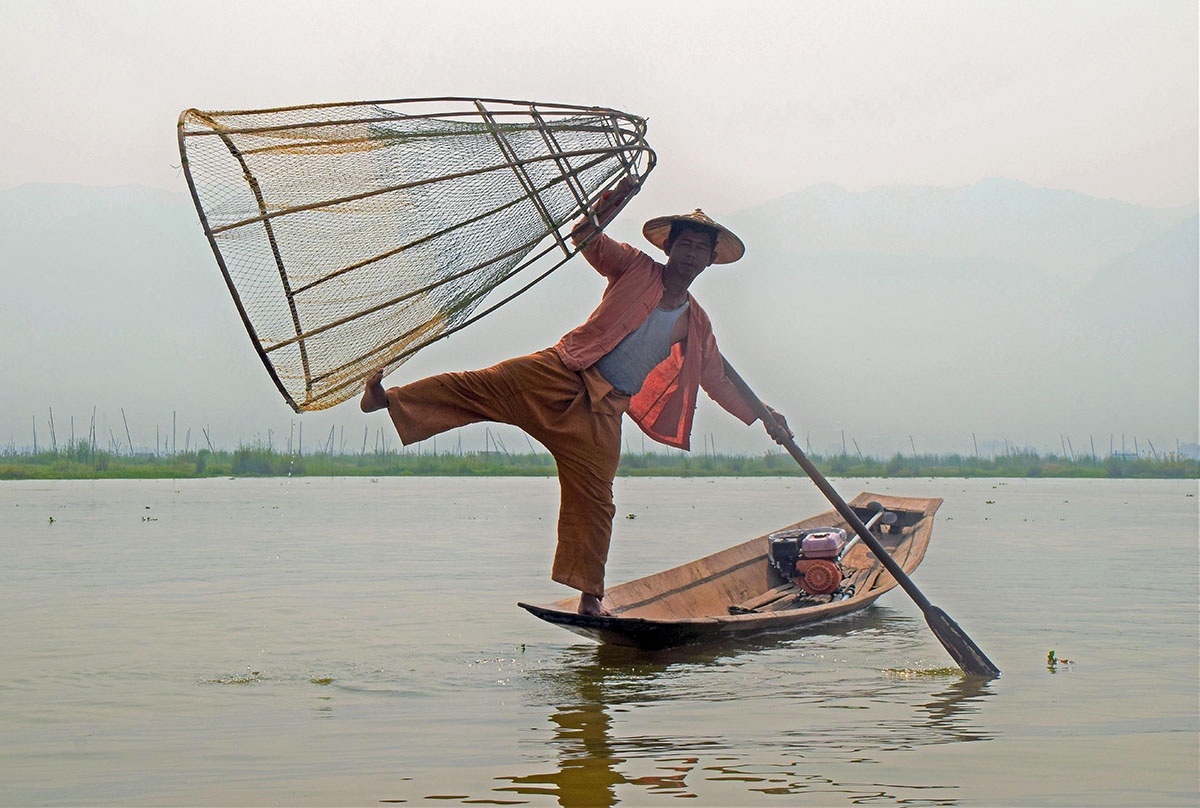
(2, 0), (1196, 456)
(2, 0), (1196, 213)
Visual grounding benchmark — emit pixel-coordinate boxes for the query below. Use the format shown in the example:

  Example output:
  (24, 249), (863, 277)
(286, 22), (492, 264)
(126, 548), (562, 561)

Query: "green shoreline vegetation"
(1, 440), (1195, 480)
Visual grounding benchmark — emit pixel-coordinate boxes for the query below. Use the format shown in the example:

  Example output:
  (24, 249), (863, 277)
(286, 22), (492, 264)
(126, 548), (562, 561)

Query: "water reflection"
(499, 610), (995, 806)
(919, 675), (994, 741)
(498, 698), (629, 806)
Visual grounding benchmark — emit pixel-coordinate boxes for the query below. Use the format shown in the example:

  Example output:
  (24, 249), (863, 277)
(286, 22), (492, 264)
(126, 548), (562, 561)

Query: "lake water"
(1, 476), (1196, 806)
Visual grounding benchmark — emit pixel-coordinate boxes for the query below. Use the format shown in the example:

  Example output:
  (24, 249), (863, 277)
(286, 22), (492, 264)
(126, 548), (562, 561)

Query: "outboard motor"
(768, 527), (848, 595)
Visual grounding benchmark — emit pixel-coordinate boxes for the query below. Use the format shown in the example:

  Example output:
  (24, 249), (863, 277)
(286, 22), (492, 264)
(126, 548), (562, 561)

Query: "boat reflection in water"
(496, 609), (996, 806)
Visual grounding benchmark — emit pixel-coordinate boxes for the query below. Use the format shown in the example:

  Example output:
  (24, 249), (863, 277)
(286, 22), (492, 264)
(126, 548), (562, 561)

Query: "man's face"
(665, 227), (717, 281)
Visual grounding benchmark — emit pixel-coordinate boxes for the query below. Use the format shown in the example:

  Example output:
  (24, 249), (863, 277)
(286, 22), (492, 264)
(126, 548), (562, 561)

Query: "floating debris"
(1047, 650), (1074, 671)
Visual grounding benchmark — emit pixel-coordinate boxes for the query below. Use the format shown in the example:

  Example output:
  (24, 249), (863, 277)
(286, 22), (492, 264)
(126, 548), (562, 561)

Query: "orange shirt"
(552, 233), (757, 450)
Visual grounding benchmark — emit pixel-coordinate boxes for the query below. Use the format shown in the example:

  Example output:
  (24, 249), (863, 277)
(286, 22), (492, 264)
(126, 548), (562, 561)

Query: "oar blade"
(925, 605), (1001, 677)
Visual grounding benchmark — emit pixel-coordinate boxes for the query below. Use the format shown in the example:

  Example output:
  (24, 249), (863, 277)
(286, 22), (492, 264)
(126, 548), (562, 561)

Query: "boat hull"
(518, 492), (942, 649)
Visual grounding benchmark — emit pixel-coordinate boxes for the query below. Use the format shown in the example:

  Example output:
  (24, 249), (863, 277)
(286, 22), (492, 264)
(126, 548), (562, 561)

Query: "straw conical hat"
(642, 208), (745, 264)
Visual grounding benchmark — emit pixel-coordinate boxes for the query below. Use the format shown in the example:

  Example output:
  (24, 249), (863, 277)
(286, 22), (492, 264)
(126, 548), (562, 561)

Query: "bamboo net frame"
(177, 97), (655, 412)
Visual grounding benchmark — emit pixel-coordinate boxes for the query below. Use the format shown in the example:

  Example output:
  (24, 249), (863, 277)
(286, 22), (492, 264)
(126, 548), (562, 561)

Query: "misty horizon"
(2, 175), (1195, 460)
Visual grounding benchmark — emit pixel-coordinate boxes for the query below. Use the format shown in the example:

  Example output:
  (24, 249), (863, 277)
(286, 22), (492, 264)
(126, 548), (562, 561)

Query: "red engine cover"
(794, 558), (843, 595)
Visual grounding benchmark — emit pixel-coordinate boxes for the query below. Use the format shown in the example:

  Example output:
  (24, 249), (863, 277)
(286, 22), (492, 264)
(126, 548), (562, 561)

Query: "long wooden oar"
(723, 359), (1001, 677)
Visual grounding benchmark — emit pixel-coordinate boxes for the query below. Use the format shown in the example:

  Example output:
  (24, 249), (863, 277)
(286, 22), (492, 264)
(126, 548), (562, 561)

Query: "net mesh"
(178, 98), (654, 411)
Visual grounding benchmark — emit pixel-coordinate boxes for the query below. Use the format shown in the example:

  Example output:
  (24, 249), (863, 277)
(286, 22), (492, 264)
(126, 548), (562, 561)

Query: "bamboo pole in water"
(122, 409), (134, 456)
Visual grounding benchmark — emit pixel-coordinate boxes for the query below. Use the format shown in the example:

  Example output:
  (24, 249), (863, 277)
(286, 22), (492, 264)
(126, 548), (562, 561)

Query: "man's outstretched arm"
(698, 342), (794, 446)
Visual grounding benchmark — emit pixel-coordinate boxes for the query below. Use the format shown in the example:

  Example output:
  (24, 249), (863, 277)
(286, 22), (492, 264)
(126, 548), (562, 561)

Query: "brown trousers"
(386, 349), (630, 596)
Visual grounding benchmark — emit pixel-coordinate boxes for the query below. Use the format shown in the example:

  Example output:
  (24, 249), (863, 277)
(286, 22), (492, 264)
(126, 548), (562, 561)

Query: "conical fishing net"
(178, 97), (654, 411)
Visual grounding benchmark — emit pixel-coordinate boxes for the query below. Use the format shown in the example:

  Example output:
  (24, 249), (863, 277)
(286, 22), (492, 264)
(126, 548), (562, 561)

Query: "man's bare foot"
(360, 369), (389, 413)
(578, 593), (611, 616)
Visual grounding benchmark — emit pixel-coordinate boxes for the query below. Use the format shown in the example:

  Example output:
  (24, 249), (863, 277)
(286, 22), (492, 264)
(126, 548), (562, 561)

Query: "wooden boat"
(519, 492), (942, 649)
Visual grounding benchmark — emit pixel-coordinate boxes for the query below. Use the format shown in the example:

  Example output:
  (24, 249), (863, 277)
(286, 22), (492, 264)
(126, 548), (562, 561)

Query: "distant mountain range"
(729, 178), (1195, 278)
(1, 179), (1196, 456)
(702, 179), (1198, 453)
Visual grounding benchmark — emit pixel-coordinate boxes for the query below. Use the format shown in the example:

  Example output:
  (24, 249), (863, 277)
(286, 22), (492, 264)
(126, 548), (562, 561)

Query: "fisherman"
(360, 178), (791, 615)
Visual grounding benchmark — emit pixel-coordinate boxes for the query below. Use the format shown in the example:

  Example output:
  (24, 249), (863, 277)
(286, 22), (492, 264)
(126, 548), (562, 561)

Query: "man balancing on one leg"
(360, 178), (792, 616)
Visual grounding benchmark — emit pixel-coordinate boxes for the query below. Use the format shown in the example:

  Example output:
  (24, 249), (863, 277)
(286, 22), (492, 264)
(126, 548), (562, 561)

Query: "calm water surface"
(1, 476), (1196, 806)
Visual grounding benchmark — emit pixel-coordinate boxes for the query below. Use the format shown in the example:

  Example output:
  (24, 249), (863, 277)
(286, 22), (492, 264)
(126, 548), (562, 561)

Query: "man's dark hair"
(666, 221), (718, 252)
